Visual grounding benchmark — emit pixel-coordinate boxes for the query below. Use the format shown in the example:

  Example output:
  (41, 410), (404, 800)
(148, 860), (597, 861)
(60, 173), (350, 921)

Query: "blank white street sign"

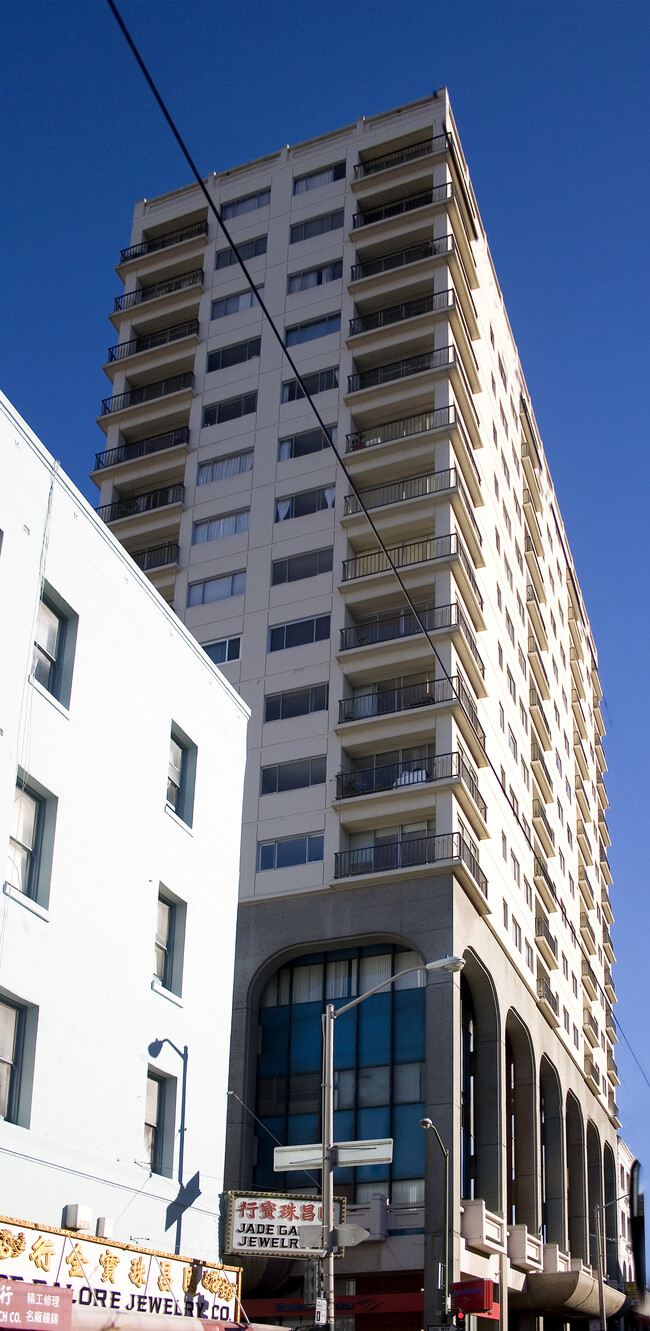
(274, 1138), (393, 1171)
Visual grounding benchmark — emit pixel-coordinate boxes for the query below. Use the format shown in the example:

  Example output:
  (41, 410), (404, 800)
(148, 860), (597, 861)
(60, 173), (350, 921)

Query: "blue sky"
(2, 0), (650, 1203)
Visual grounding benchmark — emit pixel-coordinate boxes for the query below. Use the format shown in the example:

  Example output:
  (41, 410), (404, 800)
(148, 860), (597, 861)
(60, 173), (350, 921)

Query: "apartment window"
(494, 474), (500, 499)
(509, 787), (519, 818)
(507, 668), (516, 701)
(490, 325), (495, 348)
(514, 495), (522, 524)
(497, 585), (502, 611)
(153, 888), (186, 997)
(511, 853), (520, 887)
(550, 611), (557, 638)
(211, 287), (263, 319)
(278, 425), (336, 460)
(188, 570), (245, 607)
(495, 528), (501, 553)
(552, 658), (559, 682)
(515, 541), (523, 573)
(559, 849), (565, 875)
(257, 833), (324, 871)
(519, 701), (528, 732)
(573, 1024), (579, 1049)
(286, 313), (341, 347)
(197, 451), (253, 485)
(272, 547), (333, 585)
(268, 614), (330, 652)
(166, 724), (197, 827)
(572, 973), (578, 998)
(525, 941), (534, 971)
(522, 816), (531, 844)
(0, 998), (23, 1122)
(521, 759), (529, 789)
(564, 731), (570, 756)
(500, 404), (509, 438)
(202, 637), (240, 667)
(264, 683), (328, 723)
(517, 592), (525, 623)
(206, 337), (261, 372)
(569, 872), (575, 898)
(518, 645), (527, 676)
(501, 833), (507, 861)
(501, 454), (510, 488)
(503, 900), (509, 928)
(281, 368), (339, 402)
(502, 503), (512, 537)
(506, 611), (515, 644)
(144, 1072), (175, 1176)
(504, 556), (513, 589)
(499, 703), (505, 731)
(524, 877), (533, 909)
(32, 586), (77, 708)
(293, 161), (345, 194)
(275, 486), (335, 521)
(261, 755), (326, 795)
(512, 918), (522, 951)
(498, 644), (504, 670)
(554, 702), (561, 726)
(491, 373), (496, 396)
(563, 1007), (570, 1033)
(290, 209), (344, 244)
(555, 749), (562, 775)
(562, 953), (569, 979)
(508, 727), (518, 761)
(5, 777), (57, 907)
(222, 188), (270, 219)
(498, 354), (507, 390)
(287, 260), (343, 294)
(192, 510), (249, 544)
(202, 392), (257, 428)
(215, 235), (267, 267)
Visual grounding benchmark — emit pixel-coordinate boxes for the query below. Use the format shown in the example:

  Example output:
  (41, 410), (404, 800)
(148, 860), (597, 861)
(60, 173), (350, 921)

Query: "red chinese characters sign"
(225, 1193), (345, 1260)
(0, 1283), (72, 1331)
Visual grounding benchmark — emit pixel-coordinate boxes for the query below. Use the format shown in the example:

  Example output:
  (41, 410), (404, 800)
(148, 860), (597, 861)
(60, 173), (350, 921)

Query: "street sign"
(315, 1297), (328, 1324)
(274, 1138), (393, 1171)
(333, 1224), (369, 1247)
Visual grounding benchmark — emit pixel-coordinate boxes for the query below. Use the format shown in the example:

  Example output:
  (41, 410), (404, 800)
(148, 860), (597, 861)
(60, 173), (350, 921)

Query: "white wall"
(0, 391), (249, 1262)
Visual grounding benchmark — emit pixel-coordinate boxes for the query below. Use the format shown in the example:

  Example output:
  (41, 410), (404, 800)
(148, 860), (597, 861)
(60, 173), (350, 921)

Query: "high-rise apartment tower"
(93, 92), (624, 1331)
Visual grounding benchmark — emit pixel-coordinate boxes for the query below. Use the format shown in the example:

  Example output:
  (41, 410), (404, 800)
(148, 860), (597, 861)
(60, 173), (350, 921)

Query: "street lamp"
(321, 955), (465, 1329)
(420, 1117), (450, 1322)
(595, 1192), (628, 1331)
(148, 1037), (189, 1254)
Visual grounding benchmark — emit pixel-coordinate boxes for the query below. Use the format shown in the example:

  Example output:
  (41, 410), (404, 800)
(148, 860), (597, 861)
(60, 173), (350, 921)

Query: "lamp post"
(420, 1117), (450, 1322)
(321, 955), (465, 1329)
(595, 1192), (628, 1331)
(148, 1037), (189, 1254)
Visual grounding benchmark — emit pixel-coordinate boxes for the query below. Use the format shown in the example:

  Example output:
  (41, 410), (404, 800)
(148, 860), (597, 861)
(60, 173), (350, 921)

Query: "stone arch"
(587, 1120), (603, 1268)
(540, 1054), (565, 1246)
(505, 1008), (537, 1229)
(461, 949), (501, 1213)
(603, 1140), (618, 1281)
(566, 1091), (588, 1262)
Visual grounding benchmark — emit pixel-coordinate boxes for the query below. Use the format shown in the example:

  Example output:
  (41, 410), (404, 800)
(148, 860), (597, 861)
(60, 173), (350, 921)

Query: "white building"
(92, 92), (624, 1330)
(0, 389), (249, 1262)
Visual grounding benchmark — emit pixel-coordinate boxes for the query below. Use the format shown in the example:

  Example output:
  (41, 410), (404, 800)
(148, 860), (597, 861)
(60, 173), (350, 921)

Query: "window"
(166, 724), (197, 827)
(293, 161), (345, 193)
(573, 1024), (580, 1049)
(5, 776), (57, 907)
(202, 392), (257, 427)
(206, 337), (260, 372)
(268, 614), (330, 652)
(515, 540), (523, 572)
(519, 701), (528, 732)
(508, 726), (518, 761)
(521, 758), (529, 789)
(499, 703), (505, 731)
(197, 451), (253, 485)
(572, 973), (578, 998)
(0, 998), (23, 1121)
(211, 287), (263, 319)
(502, 833), (508, 861)
(222, 187), (270, 219)
(272, 547), (333, 585)
(498, 644), (503, 669)
(265, 683), (328, 723)
(517, 592), (525, 623)
(524, 877), (533, 909)
(257, 833), (324, 871)
(287, 260), (343, 294)
(507, 668), (516, 701)
(290, 209), (344, 244)
(512, 918), (522, 951)
(500, 403), (509, 438)
(525, 941), (534, 971)
(562, 953), (569, 979)
(563, 1007), (570, 1033)
(261, 755), (326, 795)
(202, 636), (240, 665)
(498, 354), (507, 390)
(511, 853), (520, 887)
(497, 585), (502, 610)
(506, 611), (515, 644)
(505, 556), (513, 589)
(144, 1072), (175, 1176)
(503, 503), (512, 537)
(153, 889), (185, 997)
(503, 899), (509, 928)
(187, 570), (245, 606)
(192, 510), (249, 543)
(275, 486), (335, 521)
(513, 495), (522, 524)
(279, 425), (336, 460)
(286, 313), (340, 346)
(215, 235), (267, 267)
(281, 367), (339, 402)
(518, 645), (527, 677)
(32, 586), (77, 708)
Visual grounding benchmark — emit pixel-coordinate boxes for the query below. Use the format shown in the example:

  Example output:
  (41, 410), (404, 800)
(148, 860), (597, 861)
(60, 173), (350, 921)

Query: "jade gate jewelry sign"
(224, 1193), (344, 1260)
(0, 1218), (240, 1321)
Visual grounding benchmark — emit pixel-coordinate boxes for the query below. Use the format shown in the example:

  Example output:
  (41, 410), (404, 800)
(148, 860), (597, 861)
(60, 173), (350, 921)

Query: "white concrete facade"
(0, 390), (249, 1262)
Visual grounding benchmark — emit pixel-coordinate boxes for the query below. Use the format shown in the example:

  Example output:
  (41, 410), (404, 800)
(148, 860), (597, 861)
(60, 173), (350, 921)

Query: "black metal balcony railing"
(354, 133), (450, 179)
(533, 799), (555, 847)
(94, 426), (190, 472)
(96, 483), (184, 524)
(537, 977), (559, 1017)
(584, 1055), (600, 1087)
(535, 916), (558, 959)
(131, 542), (180, 573)
(338, 673), (485, 748)
(584, 1008), (599, 1039)
(346, 405), (456, 453)
(101, 372), (194, 416)
(349, 290), (454, 337)
(120, 220), (208, 264)
(107, 319), (200, 363)
(335, 750), (486, 818)
(528, 635), (551, 689)
(342, 531), (482, 605)
(343, 465), (482, 550)
(581, 912), (597, 951)
(334, 829), (487, 896)
(114, 269), (203, 312)
(582, 958), (598, 991)
(352, 182), (453, 229)
(351, 235), (454, 283)
(534, 854), (558, 904)
(340, 599), (484, 677)
(348, 346), (454, 394)
(531, 739), (553, 791)
(529, 685), (552, 741)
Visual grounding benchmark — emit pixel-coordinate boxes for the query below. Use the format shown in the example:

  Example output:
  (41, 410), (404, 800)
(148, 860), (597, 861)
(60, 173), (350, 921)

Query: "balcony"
(595, 735), (607, 773)
(508, 1225), (543, 1273)
(351, 235), (453, 283)
(572, 688), (588, 741)
(603, 923), (616, 964)
(341, 531), (484, 627)
(345, 405), (482, 504)
(354, 133), (450, 180)
(461, 1199), (507, 1256)
(93, 426), (190, 474)
(97, 483), (184, 526)
(574, 733), (589, 780)
(580, 911), (597, 956)
(348, 290), (479, 387)
(523, 494), (543, 558)
(106, 319), (200, 364)
(583, 1008), (599, 1048)
(570, 643), (586, 698)
(601, 885), (614, 925)
(582, 957), (598, 1000)
(597, 771), (609, 811)
(131, 542), (179, 573)
(100, 372), (194, 418)
(521, 438), (542, 510)
(535, 915), (558, 969)
(526, 582), (548, 650)
(575, 774), (591, 821)
(524, 533), (545, 602)
(528, 635), (550, 700)
(347, 344), (455, 394)
(531, 739), (553, 803)
(352, 182), (453, 229)
(584, 1055), (600, 1090)
(119, 220), (208, 264)
(534, 854), (558, 913)
(337, 672), (486, 758)
(113, 268), (203, 313)
(339, 600), (485, 694)
(349, 289), (454, 337)
(578, 864), (595, 910)
(533, 798), (555, 856)
(607, 1052), (620, 1085)
(333, 830), (488, 908)
(529, 685), (552, 750)
(605, 1003), (617, 1040)
(609, 1092), (620, 1126)
(577, 818), (593, 865)
(335, 750), (487, 830)
(537, 976), (560, 1025)
(341, 466), (483, 565)
(599, 811), (611, 848)
(600, 846), (613, 886)
(604, 965), (616, 1001)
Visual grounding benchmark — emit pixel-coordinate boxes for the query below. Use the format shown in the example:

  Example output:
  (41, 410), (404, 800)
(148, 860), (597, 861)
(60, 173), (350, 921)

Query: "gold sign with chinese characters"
(224, 1192), (345, 1260)
(0, 1217), (239, 1320)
